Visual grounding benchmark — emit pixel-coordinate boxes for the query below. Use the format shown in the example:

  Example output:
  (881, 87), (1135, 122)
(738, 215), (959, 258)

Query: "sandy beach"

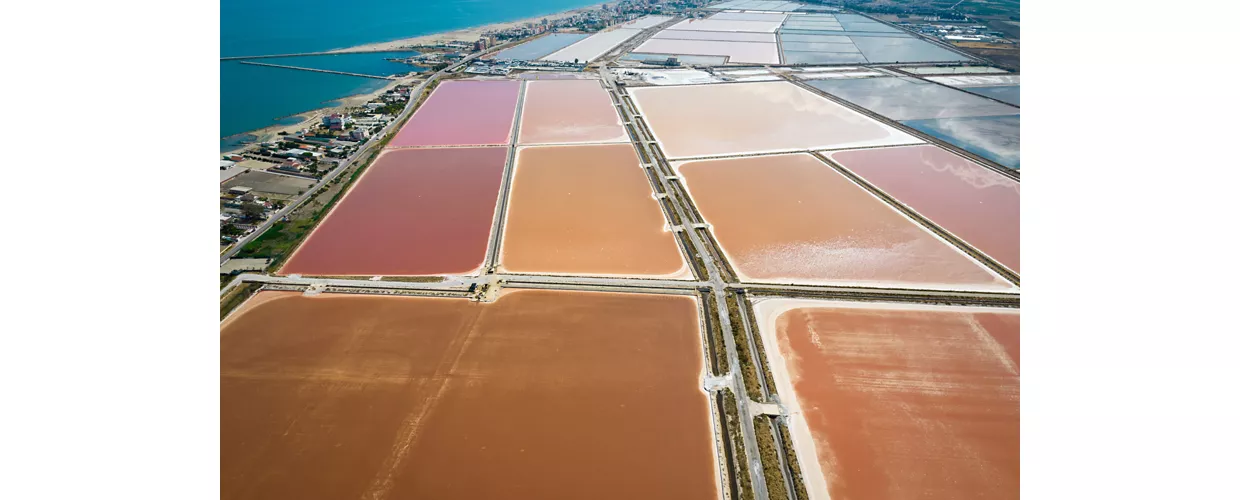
(221, 74), (422, 154)
(331, 3), (606, 52)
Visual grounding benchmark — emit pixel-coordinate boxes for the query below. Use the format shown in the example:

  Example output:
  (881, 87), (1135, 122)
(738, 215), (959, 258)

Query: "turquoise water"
(221, 0), (600, 142)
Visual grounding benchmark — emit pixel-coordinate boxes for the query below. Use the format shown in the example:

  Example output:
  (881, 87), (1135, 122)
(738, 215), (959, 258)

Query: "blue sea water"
(221, 0), (600, 142)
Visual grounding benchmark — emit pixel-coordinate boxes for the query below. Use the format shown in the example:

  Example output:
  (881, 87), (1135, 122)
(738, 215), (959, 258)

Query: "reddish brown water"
(518, 79), (628, 145)
(500, 144), (687, 277)
(677, 153), (1009, 289)
(221, 290), (717, 500)
(281, 147), (506, 276)
(829, 145), (1020, 272)
(220, 292), (478, 500)
(389, 80), (520, 147)
(773, 304), (1019, 500)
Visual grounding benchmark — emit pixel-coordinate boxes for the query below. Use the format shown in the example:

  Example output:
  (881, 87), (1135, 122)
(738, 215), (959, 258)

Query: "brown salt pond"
(518, 79), (629, 145)
(675, 153), (1012, 290)
(753, 298), (1019, 500)
(628, 80), (920, 159)
(281, 147), (505, 277)
(388, 80), (520, 147)
(499, 144), (689, 278)
(828, 145), (1020, 273)
(221, 290), (717, 500)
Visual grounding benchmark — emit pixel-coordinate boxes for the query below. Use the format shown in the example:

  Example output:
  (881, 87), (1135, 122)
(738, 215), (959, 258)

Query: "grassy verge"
(381, 276), (446, 283)
(634, 139), (652, 164)
(653, 180), (709, 281)
(662, 195), (682, 227)
(754, 416), (791, 500)
(703, 291), (725, 376)
(738, 293), (778, 394)
(723, 389), (754, 500)
(697, 228), (737, 282)
(220, 282), (260, 321)
(220, 273), (236, 289)
(235, 217), (318, 269)
(777, 419), (809, 500)
(726, 291), (764, 400)
(724, 294), (773, 399)
(689, 245), (710, 282)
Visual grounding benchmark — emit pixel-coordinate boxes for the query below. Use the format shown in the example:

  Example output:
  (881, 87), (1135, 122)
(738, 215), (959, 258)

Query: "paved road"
(600, 62), (773, 500)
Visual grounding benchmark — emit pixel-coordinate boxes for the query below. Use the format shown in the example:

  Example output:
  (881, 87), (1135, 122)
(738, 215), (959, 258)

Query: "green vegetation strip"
(726, 292), (764, 401)
(687, 238), (709, 282)
(754, 416), (791, 500)
(380, 276), (446, 283)
(734, 292), (778, 395)
(700, 228), (738, 283)
(704, 291), (726, 376)
(220, 282), (260, 321)
(724, 389), (754, 500)
(777, 418), (809, 500)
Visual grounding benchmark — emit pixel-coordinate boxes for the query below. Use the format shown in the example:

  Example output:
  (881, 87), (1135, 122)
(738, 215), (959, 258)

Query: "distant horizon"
(221, 0), (602, 140)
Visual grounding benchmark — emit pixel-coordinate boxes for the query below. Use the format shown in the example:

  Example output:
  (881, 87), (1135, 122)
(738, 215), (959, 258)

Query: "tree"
(221, 224), (244, 236)
(240, 202), (265, 219)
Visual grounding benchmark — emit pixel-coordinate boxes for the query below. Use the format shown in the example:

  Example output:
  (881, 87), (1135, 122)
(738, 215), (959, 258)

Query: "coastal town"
(219, 85), (411, 247)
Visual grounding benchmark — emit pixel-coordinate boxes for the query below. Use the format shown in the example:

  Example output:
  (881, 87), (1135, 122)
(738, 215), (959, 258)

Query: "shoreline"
(222, 2), (606, 152)
(329, 2), (606, 53)
(221, 74), (421, 153)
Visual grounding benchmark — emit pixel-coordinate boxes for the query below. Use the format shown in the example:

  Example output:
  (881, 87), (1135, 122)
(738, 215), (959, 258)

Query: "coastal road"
(220, 53), (484, 265)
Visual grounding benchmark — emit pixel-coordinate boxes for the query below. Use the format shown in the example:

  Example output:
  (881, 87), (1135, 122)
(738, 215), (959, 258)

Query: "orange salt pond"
(499, 144), (688, 278)
(221, 290), (718, 500)
(753, 298), (1019, 500)
(675, 153), (1011, 290)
